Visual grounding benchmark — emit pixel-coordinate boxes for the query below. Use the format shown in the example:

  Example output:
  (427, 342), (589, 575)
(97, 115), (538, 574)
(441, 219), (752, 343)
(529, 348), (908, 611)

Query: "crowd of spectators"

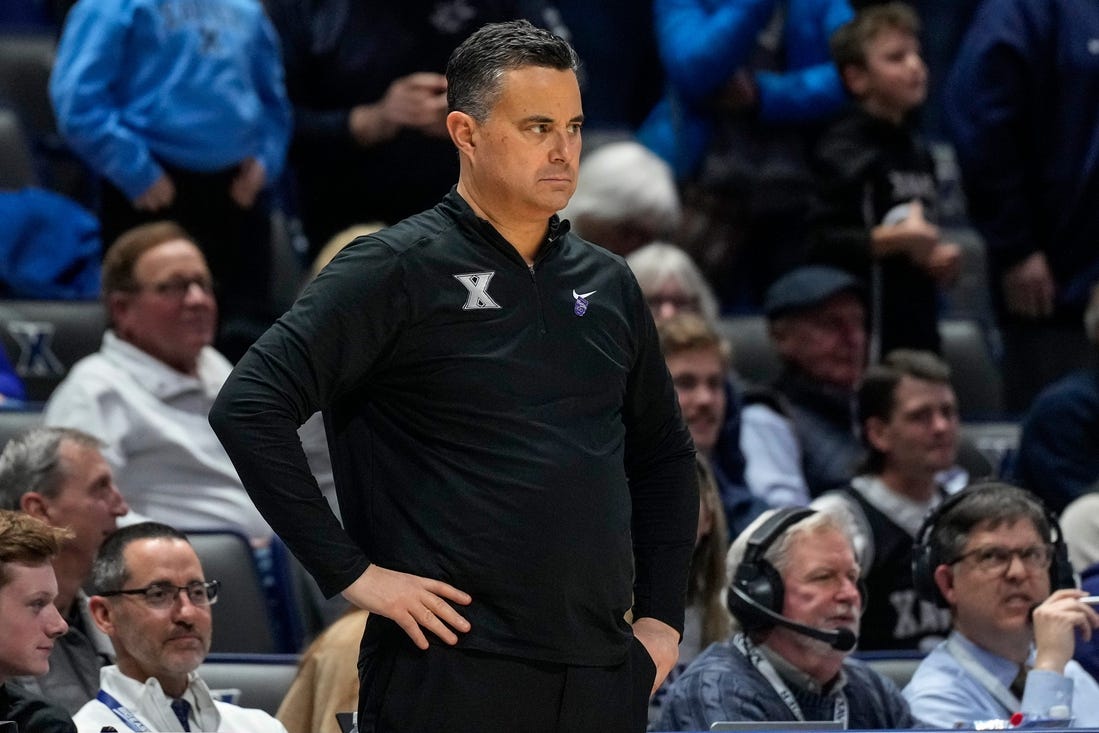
(3, 0), (1099, 732)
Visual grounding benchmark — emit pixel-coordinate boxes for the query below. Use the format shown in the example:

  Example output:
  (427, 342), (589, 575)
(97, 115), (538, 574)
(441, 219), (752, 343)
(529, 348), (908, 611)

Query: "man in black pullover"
(209, 19), (697, 733)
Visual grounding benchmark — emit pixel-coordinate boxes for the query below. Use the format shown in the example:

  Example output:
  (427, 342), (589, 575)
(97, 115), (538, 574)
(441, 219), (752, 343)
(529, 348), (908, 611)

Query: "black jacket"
(211, 189), (698, 665)
(811, 107), (942, 355)
(0, 682), (76, 733)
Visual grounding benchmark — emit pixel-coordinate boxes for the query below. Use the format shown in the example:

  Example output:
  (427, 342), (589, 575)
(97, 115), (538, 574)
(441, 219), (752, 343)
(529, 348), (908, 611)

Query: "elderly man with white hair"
(655, 506), (915, 732)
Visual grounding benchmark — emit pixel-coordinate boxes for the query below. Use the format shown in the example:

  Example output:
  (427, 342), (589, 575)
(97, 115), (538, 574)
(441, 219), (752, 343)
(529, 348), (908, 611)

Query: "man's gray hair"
(560, 141), (682, 234)
(627, 242), (720, 324)
(446, 19), (579, 123)
(0, 426), (104, 509)
(726, 507), (859, 590)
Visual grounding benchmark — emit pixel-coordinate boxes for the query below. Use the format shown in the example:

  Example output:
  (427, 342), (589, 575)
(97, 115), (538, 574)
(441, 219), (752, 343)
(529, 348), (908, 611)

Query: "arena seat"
(0, 33), (56, 138)
(959, 421), (1021, 478)
(717, 315), (1004, 420)
(0, 299), (106, 402)
(197, 653), (300, 717)
(0, 107), (37, 189)
(187, 530), (281, 654)
(716, 315), (778, 387)
(0, 407), (41, 449)
(854, 649), (925, 689)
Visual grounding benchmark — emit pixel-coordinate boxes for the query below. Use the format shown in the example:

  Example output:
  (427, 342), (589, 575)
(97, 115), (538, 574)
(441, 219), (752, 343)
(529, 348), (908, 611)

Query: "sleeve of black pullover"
(622, 274), (699, 635)
(809, 124), (879, 275)
(210, 237), (407, 596)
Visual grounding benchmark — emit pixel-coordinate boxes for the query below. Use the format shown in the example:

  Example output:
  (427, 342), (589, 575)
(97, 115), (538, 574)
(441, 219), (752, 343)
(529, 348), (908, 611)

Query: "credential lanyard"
(945, 636), (1021, 714)
(733, 633), (849, 727)
(96, 689), (151, 732)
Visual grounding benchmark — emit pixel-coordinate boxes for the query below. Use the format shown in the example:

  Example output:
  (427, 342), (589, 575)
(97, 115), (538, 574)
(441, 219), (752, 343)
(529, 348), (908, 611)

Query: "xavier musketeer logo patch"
(572, 289), (596, 316)
(454, 272), (501, 310)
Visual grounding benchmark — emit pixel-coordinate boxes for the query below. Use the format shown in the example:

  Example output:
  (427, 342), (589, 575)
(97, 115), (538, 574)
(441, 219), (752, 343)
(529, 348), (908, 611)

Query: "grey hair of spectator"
(91, 521), (191, 594)
(446, 19), (578, 124)
(1085, 283), (1099, 344)
(0, 426), (105, 510)
(559, 141), (682, 241)
(626, 242), (720, 324)
(725, 508), (859, 629)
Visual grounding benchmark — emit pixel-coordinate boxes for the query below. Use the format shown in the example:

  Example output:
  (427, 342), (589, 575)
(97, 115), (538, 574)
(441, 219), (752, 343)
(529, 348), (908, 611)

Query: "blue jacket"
(1012, 368), (1099, 514)
(945, 0), (1099, 307)
(638, 0), (852, 179)
(0, 187), (101, 300)
(49, 0), (292, 200)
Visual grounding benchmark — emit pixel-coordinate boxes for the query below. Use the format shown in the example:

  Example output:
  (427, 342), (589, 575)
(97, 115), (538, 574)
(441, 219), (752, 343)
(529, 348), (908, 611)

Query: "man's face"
(461, 66), (584, 222)
(867, 375), (958, 478)
(97, 538), (212, 688)
(667, 346), (726, 455)
(847, 27), (928, 120)
(936, 519), (1051, 649)
(37, 440), (128, 573)
(772, 293), (866, 390)
(110, 239), (217, 375)
(778, 527), (862, 649)
(0, 562), (68, 679)
(646, 276), (702, 325)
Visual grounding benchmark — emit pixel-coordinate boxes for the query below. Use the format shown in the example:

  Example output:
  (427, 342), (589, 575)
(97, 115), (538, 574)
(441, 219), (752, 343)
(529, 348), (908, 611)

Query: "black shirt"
(210, 189), (698, 665)
(0, 681), (76, 733)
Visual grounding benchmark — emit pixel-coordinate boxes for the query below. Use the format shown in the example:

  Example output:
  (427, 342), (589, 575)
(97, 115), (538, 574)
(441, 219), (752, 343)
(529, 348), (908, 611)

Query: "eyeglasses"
(950, 545), (1053, 574)
(132, 276), (215, 299)
(100, 580), (220, 609)
(646, 294), (700, 312)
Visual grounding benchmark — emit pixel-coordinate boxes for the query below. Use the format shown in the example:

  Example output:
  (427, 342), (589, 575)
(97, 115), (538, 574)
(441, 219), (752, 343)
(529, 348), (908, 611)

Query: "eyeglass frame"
(948, 544), (1054, 574)
(98, 579), (220, 609)
(123, 275), (216, 300)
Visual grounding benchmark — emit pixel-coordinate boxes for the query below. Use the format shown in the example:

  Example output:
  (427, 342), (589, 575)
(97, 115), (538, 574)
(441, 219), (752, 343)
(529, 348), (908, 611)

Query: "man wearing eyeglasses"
(73, 522), (287, 732)
(43, 221), (336, 546)
(903, 482), (1099, 727)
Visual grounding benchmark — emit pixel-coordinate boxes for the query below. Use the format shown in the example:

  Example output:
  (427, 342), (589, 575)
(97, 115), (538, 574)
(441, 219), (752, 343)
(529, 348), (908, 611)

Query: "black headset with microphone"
(911, 483), (1076, 609)
(727, 507), (860, 652)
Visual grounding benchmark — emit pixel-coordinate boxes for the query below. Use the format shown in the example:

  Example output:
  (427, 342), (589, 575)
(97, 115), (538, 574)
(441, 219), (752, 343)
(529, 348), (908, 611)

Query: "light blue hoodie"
(50, 0), (292, 199)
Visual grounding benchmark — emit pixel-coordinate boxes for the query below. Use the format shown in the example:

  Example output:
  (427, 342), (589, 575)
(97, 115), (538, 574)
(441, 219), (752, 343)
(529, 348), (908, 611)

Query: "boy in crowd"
(811, 2), (960, 359)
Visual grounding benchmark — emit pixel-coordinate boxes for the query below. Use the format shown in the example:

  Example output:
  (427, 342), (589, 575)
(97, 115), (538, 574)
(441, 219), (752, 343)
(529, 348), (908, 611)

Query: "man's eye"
(146, 587), (170, 602)
(979, 549), (1005, 564)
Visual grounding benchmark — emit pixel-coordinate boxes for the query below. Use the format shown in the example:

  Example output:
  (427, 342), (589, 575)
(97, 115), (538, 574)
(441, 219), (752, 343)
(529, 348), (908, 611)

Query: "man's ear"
(447, 110), (477, 155)
(842, 64), (869, 98)
(865, 416), (891, 454)
(87, 596), (116, 636)
(107, 291), (132, 337)
(769, 318), (793, 358)
(933, 564), (957, 607)
(20, 492), (50, 522)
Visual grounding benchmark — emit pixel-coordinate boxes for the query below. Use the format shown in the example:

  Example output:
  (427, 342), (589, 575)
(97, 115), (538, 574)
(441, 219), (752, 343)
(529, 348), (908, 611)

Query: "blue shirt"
(904, 631), (1099, 727)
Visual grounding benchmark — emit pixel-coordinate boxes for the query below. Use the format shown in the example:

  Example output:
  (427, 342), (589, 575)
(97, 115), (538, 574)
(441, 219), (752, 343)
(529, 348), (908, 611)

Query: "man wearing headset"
(655, 507), (914, 732)
(904, 482), (1099, 727)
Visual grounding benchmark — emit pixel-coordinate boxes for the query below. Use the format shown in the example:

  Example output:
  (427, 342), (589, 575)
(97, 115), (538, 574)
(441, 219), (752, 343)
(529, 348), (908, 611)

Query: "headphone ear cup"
(912, 541), (948, 609)
(1051, 539), (1076, 592)
(728, 560), (785, 631)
